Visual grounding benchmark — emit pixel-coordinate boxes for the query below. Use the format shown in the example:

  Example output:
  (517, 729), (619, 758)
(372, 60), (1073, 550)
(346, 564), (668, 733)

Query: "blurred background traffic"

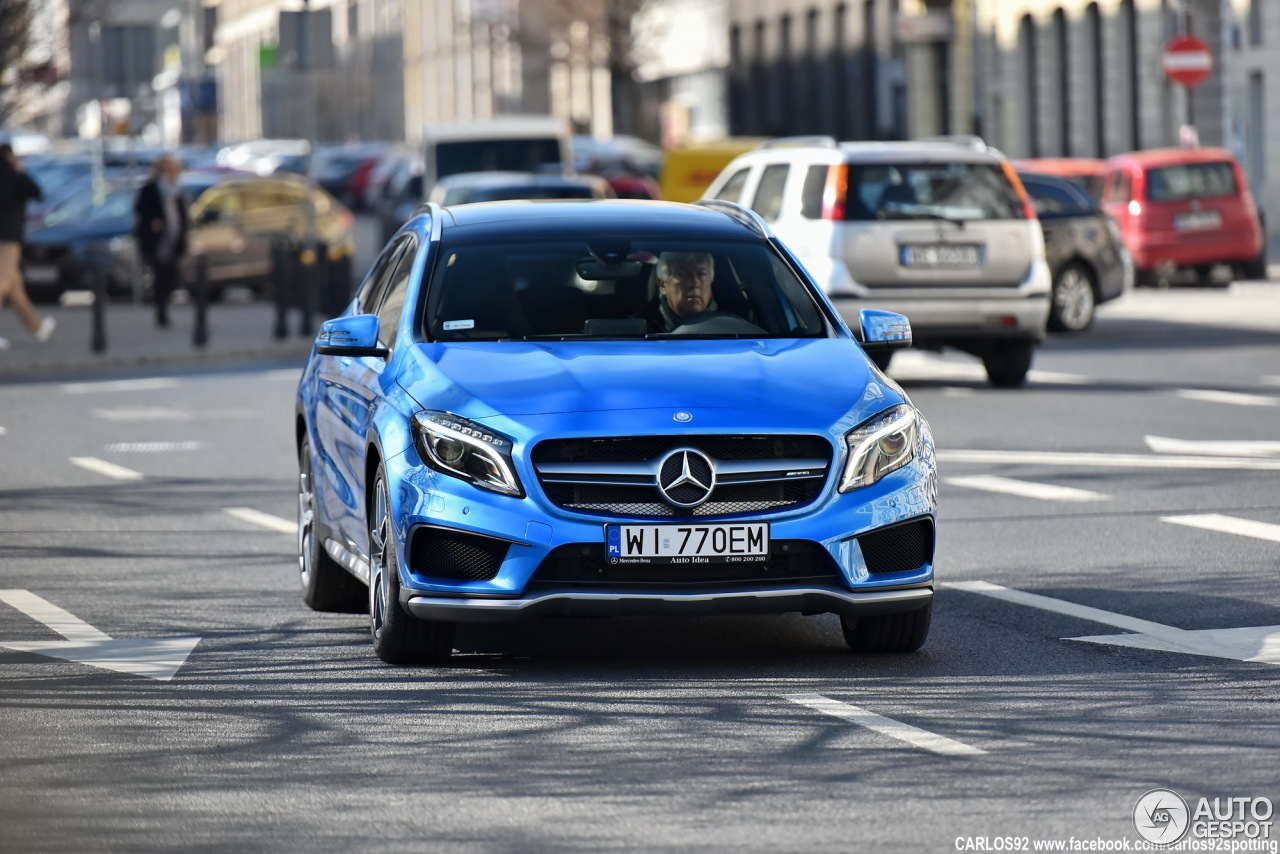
(0, 0), (1273, 315)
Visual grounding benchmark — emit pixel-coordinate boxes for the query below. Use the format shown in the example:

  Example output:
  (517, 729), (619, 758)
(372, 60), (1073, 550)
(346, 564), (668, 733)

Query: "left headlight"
(411, 410), (524, 498)
(838, 405), (919, 493)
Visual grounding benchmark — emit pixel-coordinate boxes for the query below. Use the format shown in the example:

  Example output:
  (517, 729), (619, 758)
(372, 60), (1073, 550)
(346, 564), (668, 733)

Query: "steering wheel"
(670, 311), (767, 335)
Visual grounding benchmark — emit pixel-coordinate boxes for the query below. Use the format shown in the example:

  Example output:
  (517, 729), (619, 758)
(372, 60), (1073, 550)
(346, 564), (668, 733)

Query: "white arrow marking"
(0, 590), (200, 681)
(224, 507), (297, 534)
(945, 475), (1109, 502)
(937, 449), (1280, 471)
(949, 580), (1280, 665)
(1162, 514), (1280, 544)
(784, 693), (986, 756)
(70, 456), (145, 481)
(1175, 388), (1279, 407)
(1145, 436), (1280, 457)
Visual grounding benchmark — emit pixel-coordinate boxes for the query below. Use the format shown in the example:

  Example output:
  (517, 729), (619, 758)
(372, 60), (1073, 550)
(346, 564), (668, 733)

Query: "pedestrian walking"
(134, 153), (189, 328)
(0, 143), (55, 350)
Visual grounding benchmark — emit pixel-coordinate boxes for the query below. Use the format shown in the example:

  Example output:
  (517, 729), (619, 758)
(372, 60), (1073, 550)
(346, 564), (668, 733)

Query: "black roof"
(436, 199), (764, 242)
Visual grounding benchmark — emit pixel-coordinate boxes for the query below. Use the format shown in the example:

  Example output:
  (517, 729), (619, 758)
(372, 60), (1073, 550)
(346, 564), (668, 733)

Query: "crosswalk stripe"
(61, 378), (178, 394)
(1162, 514), (1280, 544)
(945, 475), (1108, 502)
(69, 457), (144, 482)
(1145, 436), (1280, 457)
(223, 507), (297, 535)
(784, 693), (986, 756)
(937, 449), (1280, 471)
(1175, 389), (1279, 407)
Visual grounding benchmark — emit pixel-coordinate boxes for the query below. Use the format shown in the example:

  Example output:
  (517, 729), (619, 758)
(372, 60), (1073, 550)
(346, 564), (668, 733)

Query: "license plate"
(900, 244), (982, 268)
(605, 523), (770, 564)
(23, 265), (59, 284)
(1174, 210), (1221, 231)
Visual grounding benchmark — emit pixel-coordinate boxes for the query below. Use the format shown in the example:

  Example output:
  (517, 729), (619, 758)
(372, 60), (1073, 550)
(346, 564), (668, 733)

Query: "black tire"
(868, 350), (894, 372)
(840, 601), (932, 653)
(981, 341), (1035, 388)
(298, 437), (365, 612)
(369, 470), (455, 664)
(1047, 262), (1097, 333)
(1240, 251), (1268, 281)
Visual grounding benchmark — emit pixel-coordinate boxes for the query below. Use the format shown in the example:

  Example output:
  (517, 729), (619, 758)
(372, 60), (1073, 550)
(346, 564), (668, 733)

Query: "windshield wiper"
(876, 209), (968, 227)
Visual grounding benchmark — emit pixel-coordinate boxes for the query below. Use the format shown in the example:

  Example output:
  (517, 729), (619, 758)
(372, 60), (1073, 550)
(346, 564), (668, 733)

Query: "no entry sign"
(1163, 35), (1213, 88)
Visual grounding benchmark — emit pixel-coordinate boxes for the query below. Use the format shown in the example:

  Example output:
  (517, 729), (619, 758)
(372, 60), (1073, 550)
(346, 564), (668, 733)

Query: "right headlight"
(838, 405), (919, 492)
(411, 411), (524, 497)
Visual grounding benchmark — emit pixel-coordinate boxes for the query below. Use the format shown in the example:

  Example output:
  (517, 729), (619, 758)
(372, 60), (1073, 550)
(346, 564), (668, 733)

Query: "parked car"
(703, 137), (1051, 387)
(294, 198), (937, 663)
(1017, 171), (1131, 332)
(1013, 158), (1107, 202)
(1100, 147), (1266, 286)
(427, 171), (615, 206)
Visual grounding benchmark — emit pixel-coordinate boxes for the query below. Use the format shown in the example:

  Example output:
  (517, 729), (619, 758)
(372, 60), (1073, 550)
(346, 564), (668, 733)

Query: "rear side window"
(1021, 176), (1095, 218)
(750, 164), (790, 221)
(712, 168), (751, 203)
(842, 162), (1025, 221)
(800, 165), (829, 219)
(1144, 162), (1239, 202)
(1103, 171), (1130, 204)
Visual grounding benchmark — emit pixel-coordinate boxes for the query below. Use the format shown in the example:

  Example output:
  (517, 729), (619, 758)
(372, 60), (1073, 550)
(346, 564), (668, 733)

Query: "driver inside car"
(646, 251), (718, 331)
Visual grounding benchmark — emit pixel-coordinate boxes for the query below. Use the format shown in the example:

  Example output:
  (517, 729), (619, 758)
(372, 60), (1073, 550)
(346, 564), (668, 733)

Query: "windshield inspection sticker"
(443, 320), (475, 331)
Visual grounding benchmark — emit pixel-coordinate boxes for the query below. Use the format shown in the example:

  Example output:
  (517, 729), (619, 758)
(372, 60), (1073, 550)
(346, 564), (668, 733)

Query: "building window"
(1054, 8), (1070, 156)
(833, 2), (848, 139)
(1122, 0), (1141, 151)
(778, 15), (793, 135)
(806, 9), (820, 133)
(1087, 3), (1104, 156)
(1247, 72), (1266, 189)
(1248, 0), (1264, 46)
(1021, 15), (1040, 158)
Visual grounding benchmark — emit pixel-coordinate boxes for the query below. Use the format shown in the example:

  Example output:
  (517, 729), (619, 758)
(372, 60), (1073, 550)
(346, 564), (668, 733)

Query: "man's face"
(658, 256), (713, 318)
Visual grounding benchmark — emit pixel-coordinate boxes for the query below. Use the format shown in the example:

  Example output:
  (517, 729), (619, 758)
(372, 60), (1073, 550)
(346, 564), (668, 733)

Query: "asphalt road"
(1, 285), (1278, 853)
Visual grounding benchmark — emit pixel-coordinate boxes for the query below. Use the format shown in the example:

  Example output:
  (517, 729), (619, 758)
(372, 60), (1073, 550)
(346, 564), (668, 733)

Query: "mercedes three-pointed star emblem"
(656, 448), (716, 508)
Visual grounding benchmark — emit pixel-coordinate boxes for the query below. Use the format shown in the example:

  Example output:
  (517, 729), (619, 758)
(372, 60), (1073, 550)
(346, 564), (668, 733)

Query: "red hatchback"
(1100, 148), (1266, 284)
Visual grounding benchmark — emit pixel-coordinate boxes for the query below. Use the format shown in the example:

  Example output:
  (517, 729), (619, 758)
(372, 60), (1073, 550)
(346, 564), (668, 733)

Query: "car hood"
(27, 219), (131, 245)
(396, 339), (903, 433)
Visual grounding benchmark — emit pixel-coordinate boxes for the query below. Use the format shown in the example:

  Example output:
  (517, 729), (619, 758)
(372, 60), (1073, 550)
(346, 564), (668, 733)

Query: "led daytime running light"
(412, 411), (523, 497)
(839, 405), (918, 492)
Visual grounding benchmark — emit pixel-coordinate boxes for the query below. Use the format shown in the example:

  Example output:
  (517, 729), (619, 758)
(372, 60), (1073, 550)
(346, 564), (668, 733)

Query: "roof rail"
(917, 134), (991, 152)
(692, 199), (771, 238)
(757, 135), (837, 150)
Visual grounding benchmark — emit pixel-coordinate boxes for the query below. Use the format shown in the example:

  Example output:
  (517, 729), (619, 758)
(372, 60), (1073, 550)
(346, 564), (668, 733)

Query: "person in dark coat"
(0, 143), (54, 349)
(134, 153), (189, 327)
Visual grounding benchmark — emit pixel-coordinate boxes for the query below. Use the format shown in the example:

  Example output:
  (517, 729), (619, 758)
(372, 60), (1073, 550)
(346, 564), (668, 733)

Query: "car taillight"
(822, 165), (848, 220)
(1001, 161), (1038, 220)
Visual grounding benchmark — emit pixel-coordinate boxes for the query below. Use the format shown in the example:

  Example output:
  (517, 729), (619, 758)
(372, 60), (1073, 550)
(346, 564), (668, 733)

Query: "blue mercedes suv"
(295, 199), (937, 663)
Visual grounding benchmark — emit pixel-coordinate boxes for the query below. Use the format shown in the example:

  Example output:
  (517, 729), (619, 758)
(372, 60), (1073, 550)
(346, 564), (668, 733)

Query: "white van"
(419, 116), (573, 199)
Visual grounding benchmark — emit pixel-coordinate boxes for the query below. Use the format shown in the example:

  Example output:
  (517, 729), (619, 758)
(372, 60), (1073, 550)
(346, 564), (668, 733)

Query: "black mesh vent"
(529, 540), (841, 588)
(857, 519), (933, 575)
(408, 527), (510, 581)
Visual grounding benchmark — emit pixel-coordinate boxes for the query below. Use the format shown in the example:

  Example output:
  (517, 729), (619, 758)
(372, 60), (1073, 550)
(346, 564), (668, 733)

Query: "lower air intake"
(409, 527), (509, 581)
(858, 519), (934, 575)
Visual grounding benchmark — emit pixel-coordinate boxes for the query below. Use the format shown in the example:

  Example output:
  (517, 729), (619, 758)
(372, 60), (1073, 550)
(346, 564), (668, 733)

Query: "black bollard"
(297, 244), (315, 337)
(87, 267), (107, 353)
(192, 255), (209, 348)
(330, 246), (353, 317)
(272, 237), (289, 341)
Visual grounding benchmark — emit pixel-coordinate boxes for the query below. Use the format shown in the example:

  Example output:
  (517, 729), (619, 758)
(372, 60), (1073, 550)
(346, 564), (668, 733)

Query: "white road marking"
(0, 426), (6, 436)
(224, 507), (297, 535)
(93, 407), (258, 422)
(1175, 388), (1279, 407)
(887, 351), (1092, 386)
(784, 693), (987, 756)
(61, 378), (178, 394)
(0, 589), (200, 681)
(1162, 514), (1280, 544)
(104, 440), (205, 453)
(1263, 376), (1280, 386)
(945, 475), (1109, 502)
(69, 457), (144, 481)
(937, 449), (1280, 471)
(948, 580), (1280, 665)
(1144, 435), (1280, 457)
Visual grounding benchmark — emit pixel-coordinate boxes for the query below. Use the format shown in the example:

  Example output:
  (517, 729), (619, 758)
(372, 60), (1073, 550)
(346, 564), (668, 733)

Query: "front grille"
(858, 519), (933, 575)
(528, 540), (841, 588)
(407, 526), (509, 581)
(532, 435), (832, 519)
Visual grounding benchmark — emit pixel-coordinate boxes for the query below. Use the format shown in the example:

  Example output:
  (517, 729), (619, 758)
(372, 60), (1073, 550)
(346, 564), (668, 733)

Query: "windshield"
(843, 162), (1026, 222)
(423, 237), (830, 341)
(43, 187), (135, 227)
(1145, 162), (1238, 202)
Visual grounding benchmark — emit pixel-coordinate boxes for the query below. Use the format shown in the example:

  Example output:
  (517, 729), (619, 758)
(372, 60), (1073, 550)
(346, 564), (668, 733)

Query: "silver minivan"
(703, 139), (1052, 387)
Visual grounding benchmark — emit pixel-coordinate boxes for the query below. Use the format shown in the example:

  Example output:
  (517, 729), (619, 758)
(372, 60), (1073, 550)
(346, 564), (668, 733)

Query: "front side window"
(422, 237), (829, 342)
(713, 168), (751, 203)
(1144, 162), (1239, 202)
(750, 164), (790, 221)
(375, 240), (418, 348)
(1022, 177), (1095, 218)
(843, 162), (1026, 221)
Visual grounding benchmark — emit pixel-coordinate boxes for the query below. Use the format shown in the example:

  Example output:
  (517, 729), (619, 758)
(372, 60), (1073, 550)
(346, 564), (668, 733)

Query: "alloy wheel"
(1053, 267), (1096, 331)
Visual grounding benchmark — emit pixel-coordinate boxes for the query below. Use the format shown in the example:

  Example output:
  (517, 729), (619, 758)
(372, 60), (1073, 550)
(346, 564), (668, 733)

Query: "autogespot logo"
(1134, 788), (1191, 844)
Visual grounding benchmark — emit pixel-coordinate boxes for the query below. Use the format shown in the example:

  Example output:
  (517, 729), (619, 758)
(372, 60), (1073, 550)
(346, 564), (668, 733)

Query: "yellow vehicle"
(658, 138), (768, 204)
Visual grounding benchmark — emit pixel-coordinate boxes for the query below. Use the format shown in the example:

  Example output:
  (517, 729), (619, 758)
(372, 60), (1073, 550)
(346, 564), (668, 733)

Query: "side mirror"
(858, 309), (912, 351)
(315, 314), (389, 358)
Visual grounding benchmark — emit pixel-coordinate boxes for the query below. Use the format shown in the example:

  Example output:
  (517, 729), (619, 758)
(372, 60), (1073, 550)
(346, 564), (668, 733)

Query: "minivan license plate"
(606, 523), (769, 564)
(1174, 210), (1221, 231)
(900, 244), (981, 268)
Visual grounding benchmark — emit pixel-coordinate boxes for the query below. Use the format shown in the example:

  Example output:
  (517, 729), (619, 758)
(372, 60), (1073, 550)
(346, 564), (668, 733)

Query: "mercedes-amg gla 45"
(294, 199), (937, 663)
